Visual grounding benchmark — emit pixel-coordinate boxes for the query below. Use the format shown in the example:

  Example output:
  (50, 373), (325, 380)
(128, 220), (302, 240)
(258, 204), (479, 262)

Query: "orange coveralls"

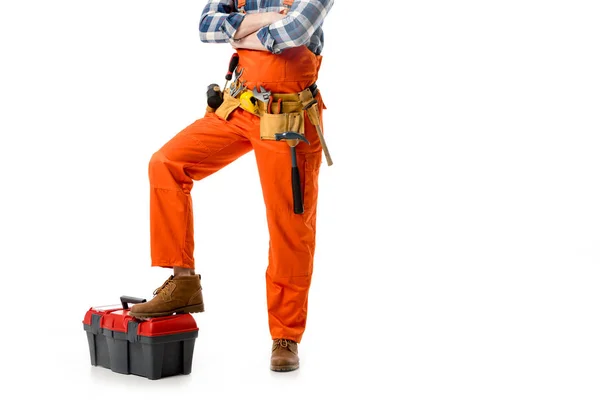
(148, 46), (324, 342)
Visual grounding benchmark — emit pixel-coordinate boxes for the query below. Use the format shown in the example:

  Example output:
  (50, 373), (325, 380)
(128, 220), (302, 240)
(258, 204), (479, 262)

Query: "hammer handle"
(291, 166), (303, 214)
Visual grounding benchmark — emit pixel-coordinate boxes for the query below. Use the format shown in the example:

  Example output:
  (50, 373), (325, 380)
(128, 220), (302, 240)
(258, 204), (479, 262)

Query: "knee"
(148, 151), (175, 185)
(148, 150), (192, 192)
(148, 151), (167, 174)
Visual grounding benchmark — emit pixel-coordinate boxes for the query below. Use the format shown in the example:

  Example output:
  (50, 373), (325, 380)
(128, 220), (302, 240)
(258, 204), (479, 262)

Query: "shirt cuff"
(256, 26), (281, 54)
(220, 13), (246, 40)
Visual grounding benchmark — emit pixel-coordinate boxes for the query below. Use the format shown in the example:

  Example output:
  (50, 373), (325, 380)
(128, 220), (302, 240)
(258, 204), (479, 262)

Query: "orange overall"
(148, 46), (324, 343)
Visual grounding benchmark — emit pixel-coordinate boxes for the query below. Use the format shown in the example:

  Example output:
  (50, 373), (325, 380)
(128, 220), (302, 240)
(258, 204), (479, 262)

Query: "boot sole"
(128, 303), (205, 319)
(270, 363), (299, 372)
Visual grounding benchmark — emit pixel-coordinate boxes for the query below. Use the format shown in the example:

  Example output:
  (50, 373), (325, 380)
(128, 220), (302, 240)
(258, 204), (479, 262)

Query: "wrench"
(230, 80), (246, 97)
(252, 85), (272, 102)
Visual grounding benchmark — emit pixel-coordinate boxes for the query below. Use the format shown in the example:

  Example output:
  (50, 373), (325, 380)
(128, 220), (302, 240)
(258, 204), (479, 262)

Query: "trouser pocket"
(302, 151), (321, 212)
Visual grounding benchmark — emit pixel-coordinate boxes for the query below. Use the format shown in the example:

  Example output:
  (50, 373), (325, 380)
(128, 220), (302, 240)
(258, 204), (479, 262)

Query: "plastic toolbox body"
(83, 297), (199, 380)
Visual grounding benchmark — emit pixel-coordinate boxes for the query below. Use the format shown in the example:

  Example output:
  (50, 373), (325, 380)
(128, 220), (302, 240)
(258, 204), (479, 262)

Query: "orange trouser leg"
(252, 103), (324, 343)
(149, 112), (253, 269)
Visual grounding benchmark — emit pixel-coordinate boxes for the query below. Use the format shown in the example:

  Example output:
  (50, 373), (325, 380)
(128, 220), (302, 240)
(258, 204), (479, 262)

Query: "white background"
(1, 1), (599, 399)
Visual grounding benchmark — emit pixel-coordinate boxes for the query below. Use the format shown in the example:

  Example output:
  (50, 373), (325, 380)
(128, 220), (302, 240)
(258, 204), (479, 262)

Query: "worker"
(129, 0), (334, 372)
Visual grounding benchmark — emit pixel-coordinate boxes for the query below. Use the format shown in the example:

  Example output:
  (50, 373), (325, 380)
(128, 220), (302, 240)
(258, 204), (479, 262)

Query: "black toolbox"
(83, 296), (199, 380)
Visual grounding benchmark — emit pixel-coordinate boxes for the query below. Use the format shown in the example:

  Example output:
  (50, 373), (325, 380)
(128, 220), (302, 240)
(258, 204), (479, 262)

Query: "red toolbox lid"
(84, 306), (198, 337)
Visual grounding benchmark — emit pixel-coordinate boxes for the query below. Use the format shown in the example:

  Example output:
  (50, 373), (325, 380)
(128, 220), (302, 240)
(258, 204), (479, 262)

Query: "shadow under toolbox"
(83, 296), (199, 380)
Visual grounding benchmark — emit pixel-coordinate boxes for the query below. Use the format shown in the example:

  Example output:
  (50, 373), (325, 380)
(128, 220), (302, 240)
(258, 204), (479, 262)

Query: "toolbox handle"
(120, 296), (147, 310)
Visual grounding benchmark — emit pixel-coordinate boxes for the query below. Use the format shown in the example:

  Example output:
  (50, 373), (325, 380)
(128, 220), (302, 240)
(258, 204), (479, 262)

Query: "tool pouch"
(214, 89), (240, 120)
(258, 93), (306, 141)
(259, 112), (305, 141)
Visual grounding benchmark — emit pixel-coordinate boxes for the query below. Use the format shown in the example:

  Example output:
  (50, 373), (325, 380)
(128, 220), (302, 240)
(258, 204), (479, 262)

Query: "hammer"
(274, 131), (310, 215)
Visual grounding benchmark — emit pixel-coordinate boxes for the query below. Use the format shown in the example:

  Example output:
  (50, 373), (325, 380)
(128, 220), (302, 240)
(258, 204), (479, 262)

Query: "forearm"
(233, 12), (283, 39)
(231, 32), (270, 51)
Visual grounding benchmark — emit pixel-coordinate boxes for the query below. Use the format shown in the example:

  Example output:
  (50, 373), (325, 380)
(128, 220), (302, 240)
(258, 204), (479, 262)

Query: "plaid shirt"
(199, 0), (334, 55)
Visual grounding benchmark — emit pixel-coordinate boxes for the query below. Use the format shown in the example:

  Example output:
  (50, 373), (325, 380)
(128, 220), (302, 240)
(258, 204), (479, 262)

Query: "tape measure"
(239, 91), (258, 114)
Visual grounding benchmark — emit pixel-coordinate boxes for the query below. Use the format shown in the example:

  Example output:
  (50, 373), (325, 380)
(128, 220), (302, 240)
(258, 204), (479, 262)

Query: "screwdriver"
(224, 53), (239, 92)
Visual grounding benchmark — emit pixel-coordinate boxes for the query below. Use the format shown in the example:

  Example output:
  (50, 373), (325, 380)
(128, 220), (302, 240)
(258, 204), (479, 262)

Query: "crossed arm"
(199, 0), (334, 53)
(231, 13), (285, 51)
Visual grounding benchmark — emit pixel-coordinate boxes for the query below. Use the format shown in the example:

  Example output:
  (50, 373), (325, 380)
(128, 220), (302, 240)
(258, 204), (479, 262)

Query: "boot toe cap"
(270, 353), (300, 371)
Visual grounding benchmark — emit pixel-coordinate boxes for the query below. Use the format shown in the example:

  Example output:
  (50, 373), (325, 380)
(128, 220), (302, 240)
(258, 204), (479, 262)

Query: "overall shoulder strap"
(282, 0), (294, 14)
(239, 0), (292, 14)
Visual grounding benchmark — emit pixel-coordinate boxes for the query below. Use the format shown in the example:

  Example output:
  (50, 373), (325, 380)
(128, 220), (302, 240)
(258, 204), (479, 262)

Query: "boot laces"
(153, 277), (175, 299)
(273, 339), (292, 350)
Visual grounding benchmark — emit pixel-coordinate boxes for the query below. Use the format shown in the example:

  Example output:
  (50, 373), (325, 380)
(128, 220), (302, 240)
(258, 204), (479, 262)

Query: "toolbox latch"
(127, 320), (140, 343)
(91, 313), (102, 335)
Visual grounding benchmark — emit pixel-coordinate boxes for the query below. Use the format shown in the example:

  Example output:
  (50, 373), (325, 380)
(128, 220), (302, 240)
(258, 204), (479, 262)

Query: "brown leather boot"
(128, 274), (204, 318)
(270, 339), (299, 372)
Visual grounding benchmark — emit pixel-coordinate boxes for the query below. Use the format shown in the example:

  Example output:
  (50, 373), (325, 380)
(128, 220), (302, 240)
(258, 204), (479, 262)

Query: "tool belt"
(214, 86), (318, 140)
(212, 83), (332, 165)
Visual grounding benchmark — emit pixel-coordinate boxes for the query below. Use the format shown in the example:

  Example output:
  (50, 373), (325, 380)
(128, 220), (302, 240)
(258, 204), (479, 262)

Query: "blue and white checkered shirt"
(199, 0), (334, 55)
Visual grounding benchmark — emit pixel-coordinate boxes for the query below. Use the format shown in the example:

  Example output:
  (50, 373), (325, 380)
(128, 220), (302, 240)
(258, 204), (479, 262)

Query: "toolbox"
(83, 296), (199, 380)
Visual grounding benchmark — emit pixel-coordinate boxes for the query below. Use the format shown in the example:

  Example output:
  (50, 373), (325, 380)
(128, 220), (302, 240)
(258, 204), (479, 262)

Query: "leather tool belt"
(213, 83), (332, 164)
(214, 86), (318, 141)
